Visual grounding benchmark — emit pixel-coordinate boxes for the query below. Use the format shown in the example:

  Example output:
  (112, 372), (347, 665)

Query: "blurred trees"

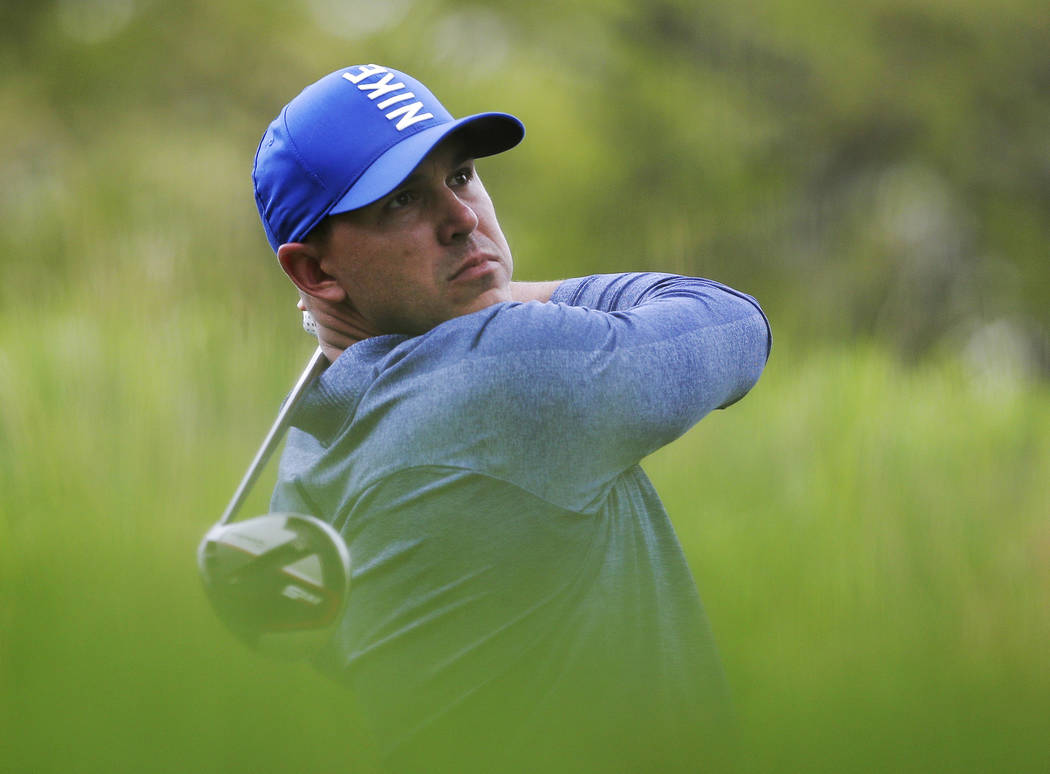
(2, 0), (1047, 374)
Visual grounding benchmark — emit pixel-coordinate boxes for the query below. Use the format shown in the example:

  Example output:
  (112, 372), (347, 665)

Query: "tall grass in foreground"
(2, 306), (1047, 772)
(648, 341), (1050, 773)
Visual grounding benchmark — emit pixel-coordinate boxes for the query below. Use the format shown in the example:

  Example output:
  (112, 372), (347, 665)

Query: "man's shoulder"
(416, 299), (595, 360)
(330, 301), (591, 394)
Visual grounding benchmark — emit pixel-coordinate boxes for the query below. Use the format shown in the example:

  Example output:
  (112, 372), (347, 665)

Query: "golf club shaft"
(218, 347), (328, 526)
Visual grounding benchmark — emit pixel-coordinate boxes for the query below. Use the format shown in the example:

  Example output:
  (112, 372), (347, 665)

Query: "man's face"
(317, 137), (514, 337)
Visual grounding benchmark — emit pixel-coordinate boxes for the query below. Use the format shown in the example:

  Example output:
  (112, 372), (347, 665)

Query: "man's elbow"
(717, 308), (772, 409)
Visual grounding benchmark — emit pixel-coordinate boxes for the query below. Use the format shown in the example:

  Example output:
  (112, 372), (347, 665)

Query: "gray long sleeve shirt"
(272, 272), (771, 772)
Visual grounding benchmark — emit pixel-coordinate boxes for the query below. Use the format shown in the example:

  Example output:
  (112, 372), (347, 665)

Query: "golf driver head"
(198, 512), (350, 659)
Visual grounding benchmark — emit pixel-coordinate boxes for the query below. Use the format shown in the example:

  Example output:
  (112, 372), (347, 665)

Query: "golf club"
(197, 346), (351, 659)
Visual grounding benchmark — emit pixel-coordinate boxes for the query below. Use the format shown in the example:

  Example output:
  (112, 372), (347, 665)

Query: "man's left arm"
(449, 272), (771, 512)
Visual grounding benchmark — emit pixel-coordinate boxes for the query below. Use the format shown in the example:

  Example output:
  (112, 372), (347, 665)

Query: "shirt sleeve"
(441, 272), (771, 512)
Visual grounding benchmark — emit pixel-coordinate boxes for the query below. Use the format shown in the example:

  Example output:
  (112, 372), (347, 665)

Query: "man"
(253, 64), (771, 773)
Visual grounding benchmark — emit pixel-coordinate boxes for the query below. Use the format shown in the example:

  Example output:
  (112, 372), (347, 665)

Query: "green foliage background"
(2, 0), (1048, 771)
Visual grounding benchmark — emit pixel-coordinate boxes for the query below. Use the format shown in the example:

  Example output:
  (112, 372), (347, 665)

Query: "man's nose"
(437, 189), (479, 244)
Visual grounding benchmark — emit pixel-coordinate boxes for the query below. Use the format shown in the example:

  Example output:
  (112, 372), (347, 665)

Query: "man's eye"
(450, 167), (473, 186)
(387, 190), (417, 210)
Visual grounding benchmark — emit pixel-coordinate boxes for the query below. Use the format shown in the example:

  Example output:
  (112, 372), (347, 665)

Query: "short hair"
(304, 217), (331, 248)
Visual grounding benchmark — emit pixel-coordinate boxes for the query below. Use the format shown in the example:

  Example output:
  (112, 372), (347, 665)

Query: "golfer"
(253, 64), (771, 773)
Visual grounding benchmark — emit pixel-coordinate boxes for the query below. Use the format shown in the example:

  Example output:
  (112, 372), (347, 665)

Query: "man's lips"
(449, 254), (498, 281)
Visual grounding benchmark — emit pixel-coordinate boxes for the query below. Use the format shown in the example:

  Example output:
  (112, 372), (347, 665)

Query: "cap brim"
(327, 112), (524, 216)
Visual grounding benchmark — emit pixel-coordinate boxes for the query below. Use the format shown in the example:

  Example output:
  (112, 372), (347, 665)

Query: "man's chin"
(463, 285), (513, 315)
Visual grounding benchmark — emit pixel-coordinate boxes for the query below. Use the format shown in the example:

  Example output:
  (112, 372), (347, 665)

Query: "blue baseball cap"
(252, 64), (525, 252)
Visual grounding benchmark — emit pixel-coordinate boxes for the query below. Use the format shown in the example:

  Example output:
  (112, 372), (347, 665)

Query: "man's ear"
(277, 242), (347, 303)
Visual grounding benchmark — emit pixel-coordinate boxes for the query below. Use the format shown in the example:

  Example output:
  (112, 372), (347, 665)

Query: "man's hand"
(509, 281), (562, 304)
(297, 292), (377, 362)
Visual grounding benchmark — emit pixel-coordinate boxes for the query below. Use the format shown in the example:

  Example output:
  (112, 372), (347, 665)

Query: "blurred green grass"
(3, 303), (1047, 771)
(648, 341), (1050, 772)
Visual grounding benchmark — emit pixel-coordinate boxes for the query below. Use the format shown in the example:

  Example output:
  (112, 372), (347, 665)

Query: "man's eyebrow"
(394, 172), (424, 189)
